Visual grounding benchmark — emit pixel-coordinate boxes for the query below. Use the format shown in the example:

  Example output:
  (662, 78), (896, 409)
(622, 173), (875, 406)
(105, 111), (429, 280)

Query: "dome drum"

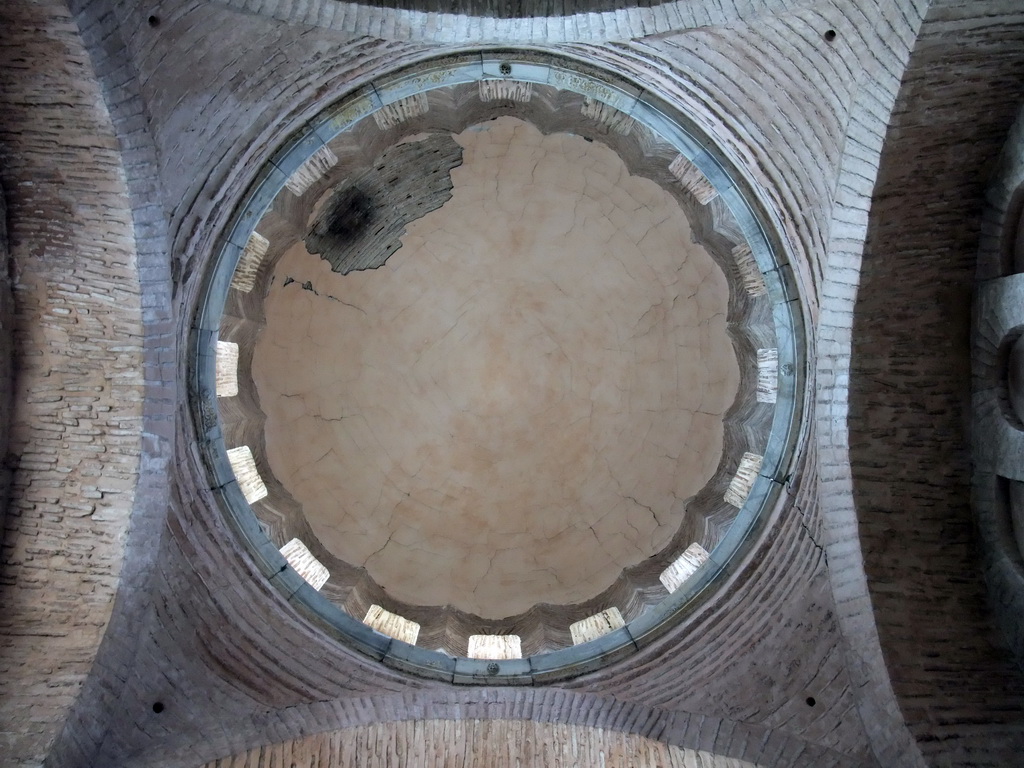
(189, 50), (806, 684)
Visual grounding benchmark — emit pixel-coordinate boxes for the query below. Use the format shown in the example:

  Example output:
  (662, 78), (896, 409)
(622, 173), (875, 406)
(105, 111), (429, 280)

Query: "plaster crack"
(624, 494), (662, 527)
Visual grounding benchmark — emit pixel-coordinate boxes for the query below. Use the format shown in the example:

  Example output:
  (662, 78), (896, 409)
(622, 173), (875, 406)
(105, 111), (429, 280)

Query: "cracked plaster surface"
(253, 117), (737, 618)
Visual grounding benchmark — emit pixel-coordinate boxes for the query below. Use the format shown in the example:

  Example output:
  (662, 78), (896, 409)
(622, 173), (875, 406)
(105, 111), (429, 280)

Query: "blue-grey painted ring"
(191, 51), (806, 684)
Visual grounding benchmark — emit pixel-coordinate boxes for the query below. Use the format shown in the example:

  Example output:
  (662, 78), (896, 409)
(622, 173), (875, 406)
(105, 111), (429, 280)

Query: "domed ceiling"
(194, 53), (803, 681)
(254, 117), (738, 618)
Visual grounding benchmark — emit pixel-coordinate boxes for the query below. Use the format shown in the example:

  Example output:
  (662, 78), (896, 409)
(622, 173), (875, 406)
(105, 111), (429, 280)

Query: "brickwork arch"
(214, 0), (811, 43)
(836, 3), (1024, 764)
(974, 105), (1024, 674)
(180, 689), (858, 767)
(0, 2), (147, 764)
(200, 718), (766, 768)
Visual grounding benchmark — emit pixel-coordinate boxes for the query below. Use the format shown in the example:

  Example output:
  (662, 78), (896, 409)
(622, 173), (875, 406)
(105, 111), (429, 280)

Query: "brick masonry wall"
(563, 0), (923, 312)
(0, 1), (145, 765)
(810, 1), (933, 765)
(113, 2), (434, 285)
(214, 0), (803, 44)
(844, 2), (1024, 763)
(976, 104), (1024, 281)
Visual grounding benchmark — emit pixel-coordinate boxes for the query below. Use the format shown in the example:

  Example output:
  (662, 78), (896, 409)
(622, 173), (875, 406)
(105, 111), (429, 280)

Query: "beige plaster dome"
(252, 117), (738, 618)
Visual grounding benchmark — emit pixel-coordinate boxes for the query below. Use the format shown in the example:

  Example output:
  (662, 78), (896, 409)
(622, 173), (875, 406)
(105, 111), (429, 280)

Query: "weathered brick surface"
(200, 719), (763, 768)
(810, 5), (932, 764)
(0, 2), (145, 764)
(303, 134), (462, 274)
(845, 3), (1024, 763)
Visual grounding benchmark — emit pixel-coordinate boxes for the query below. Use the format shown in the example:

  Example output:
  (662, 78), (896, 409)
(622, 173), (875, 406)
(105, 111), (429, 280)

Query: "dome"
(193, 52), (804, 681)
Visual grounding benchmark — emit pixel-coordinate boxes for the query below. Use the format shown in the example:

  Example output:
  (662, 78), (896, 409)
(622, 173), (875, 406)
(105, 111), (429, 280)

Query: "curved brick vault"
(0, 1), (1023, 767)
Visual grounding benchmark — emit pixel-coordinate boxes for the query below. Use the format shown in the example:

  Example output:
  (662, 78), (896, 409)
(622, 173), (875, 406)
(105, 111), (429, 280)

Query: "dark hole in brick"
(304, 135), (461, 275)
(152, 702), (164, 713)
(322, 188), (374, 241)
(148, 15), (160, 27)
(805, 696), (816, 707)
(823, 29), (837, 42)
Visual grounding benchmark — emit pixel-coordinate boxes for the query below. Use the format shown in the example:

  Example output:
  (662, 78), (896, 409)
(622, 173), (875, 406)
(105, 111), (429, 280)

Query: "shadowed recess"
(305, 134), (463, 275)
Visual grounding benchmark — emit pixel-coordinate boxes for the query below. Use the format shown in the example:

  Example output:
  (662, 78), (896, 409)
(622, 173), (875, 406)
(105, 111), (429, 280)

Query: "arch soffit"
(211, 0), (816, 44)
(181, 691), (860, 768)
(0, 1), (147, 765)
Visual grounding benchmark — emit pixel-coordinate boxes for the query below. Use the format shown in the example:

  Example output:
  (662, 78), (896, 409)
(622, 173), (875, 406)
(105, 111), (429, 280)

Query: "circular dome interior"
(194, 53), (804, 682)
(255, 117), (738, 618)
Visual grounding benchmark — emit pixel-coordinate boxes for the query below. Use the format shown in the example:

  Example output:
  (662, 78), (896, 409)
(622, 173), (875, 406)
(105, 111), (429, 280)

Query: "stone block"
(659, 542), (710, 593)
(724, 452), (763, 508)
(279, 538), (330, 591)
(363, 604), (420, 644)
(466, 634), (522, 660)
(569, 607), (625, 644)
(229, 232), (269, 294)
(284, 145), (338, 197)
(226, 445), (268, 505)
